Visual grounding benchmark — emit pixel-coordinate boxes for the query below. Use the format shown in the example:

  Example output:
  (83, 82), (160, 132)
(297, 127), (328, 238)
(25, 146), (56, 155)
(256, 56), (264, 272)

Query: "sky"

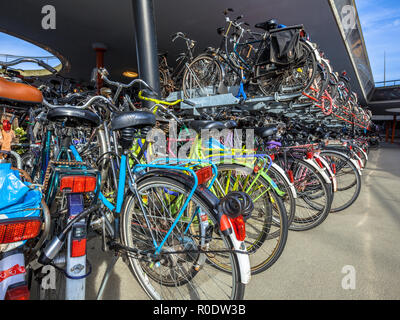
(356, 0), (400, 84)
(0, 32), (60, 70)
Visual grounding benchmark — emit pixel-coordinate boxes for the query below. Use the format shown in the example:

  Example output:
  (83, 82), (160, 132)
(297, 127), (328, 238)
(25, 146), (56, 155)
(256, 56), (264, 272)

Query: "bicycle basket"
(260, 26), (303, 66)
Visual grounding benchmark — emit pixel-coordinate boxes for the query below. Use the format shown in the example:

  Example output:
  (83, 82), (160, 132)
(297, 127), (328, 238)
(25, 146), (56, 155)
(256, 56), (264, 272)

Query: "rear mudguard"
(320, 150), (362, 177)
(314, 154), (337, 192)
(270, 162), (298, 199)
(303, 158), (332, 184)
(0, 249), (26, 300)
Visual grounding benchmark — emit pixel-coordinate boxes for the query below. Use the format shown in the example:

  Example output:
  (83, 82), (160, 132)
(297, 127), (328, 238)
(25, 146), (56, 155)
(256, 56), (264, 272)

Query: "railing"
(0, 53), (59, 67)
(375, 79), (400, 88)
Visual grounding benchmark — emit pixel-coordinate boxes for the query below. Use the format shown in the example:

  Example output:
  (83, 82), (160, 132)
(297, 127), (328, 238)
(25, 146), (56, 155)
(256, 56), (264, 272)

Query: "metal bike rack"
(166, 86), (303, 116)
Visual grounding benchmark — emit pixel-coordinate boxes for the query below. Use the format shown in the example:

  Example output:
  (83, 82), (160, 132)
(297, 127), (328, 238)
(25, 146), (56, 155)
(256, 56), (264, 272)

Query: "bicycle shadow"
(85, 235), (121, 300)
(86, 234), (148, 300)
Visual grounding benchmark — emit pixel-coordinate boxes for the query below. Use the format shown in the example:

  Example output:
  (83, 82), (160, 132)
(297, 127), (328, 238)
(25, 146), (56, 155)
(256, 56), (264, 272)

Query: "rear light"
(315, 158), (324, 168)
(196, 166), (213, 185)
(71, 239), (87, 257)
(287, 170), (294, 183)
(306, 152), (313, 159)
(270, 154), (275, 161)
(0, 218), (41, 244)
(229, 216), (246, 241)
(5, 284), (30, 300)
(332, 163), (336, 174)
(60, 175), (97, 193)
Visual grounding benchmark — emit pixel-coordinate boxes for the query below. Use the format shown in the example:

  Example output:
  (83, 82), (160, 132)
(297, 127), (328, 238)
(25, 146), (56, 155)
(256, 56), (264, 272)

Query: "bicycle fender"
(270, 163), (298, 199)
(303, 158), (332, 184)
(315, 155), (337, 192)
(320, 150), (362, 177)
(304, 40), (322, 63)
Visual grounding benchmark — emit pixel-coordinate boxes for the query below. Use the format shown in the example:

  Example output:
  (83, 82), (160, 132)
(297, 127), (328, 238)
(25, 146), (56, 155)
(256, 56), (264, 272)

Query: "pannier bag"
(260, 26), (303, 66)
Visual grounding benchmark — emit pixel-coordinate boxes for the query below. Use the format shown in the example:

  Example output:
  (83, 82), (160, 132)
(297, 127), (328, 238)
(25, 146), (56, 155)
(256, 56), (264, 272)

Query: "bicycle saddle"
(46, 107), (101, 128)
(255, 19), (278, 31)
(224, 120), (237, 129)
(111, 111), (156, 131)
(254, 125), (278, 139)
(189, 120), (226, 132)
(0, 77), (43, 105)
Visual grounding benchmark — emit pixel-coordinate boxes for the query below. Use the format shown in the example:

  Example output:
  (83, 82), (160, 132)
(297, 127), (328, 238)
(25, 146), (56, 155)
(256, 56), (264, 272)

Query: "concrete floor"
(50, 142), (400, 299)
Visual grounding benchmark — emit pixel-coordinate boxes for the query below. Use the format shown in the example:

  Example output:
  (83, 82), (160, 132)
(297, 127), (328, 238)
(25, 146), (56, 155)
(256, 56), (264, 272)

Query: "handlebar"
(42, 95), (111, 109)
(98, 68), (157, 95)
(0, 57), (57, 74)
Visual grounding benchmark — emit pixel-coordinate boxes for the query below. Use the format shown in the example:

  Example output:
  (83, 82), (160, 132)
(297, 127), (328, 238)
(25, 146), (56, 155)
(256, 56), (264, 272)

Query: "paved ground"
(37, 142), (400, 300)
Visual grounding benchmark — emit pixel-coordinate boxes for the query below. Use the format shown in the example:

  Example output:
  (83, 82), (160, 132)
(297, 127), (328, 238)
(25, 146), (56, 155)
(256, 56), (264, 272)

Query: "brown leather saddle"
(0, 77), (43, 105)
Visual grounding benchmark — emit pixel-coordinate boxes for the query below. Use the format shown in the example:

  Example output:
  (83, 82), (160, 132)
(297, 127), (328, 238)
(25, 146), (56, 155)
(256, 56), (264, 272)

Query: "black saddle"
(254, 125), (278, 139)
(255, 19), (278, 31)
(111, 111), (156, 131)
(189, 120), (226, 132)
(224, 120), (237, 129)
(46, 107), (100, 128)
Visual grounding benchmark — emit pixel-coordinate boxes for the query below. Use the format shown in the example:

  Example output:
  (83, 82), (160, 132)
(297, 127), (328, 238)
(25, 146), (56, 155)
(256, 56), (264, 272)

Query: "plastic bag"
(0, 163), (42, 218)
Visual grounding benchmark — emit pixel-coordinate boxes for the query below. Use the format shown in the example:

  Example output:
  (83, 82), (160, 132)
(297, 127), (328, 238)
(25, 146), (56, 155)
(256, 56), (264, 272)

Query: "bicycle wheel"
(182, 54), (223, 99)
(320, 151), (361, 212)
(120, 176), (245, 300)
(212, 164), (288, 275)
(288, 159), (332, 231)
(278, 41), (317, 93)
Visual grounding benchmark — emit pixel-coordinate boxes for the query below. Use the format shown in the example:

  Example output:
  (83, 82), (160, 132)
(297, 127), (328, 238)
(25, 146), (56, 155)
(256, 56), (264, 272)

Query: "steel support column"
(132, 0), (160, 107)
(385, 121), (390, 142)
(391, 115), (397, 144)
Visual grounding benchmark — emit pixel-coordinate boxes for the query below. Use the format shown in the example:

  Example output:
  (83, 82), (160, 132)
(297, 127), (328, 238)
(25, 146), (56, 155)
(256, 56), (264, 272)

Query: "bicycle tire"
(320, 150), (362, 212)
(182, 54), (223, 99)
(120, 176), (245, 300)
(212, 164), (288, 275)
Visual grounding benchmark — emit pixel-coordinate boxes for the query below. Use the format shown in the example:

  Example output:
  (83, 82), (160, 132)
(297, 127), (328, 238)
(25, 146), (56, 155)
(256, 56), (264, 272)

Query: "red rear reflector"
(306, 152), (313, 159)
(196, 167), (213, 185)
(60, 175), (96, 193)
(71, 239), (87, 257)
(332, 163), (336, 174)
(288, 170), (294, 183)
(270, 154), (275, 161)
(5, 285), (30, 300)
(230, 215), (246, 241)
(0, 219), (41, 244)
(315, 158), (324, 168)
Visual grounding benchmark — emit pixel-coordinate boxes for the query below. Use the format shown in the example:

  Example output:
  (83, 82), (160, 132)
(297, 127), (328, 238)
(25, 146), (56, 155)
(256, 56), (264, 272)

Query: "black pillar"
(132, 0), (160, 105)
